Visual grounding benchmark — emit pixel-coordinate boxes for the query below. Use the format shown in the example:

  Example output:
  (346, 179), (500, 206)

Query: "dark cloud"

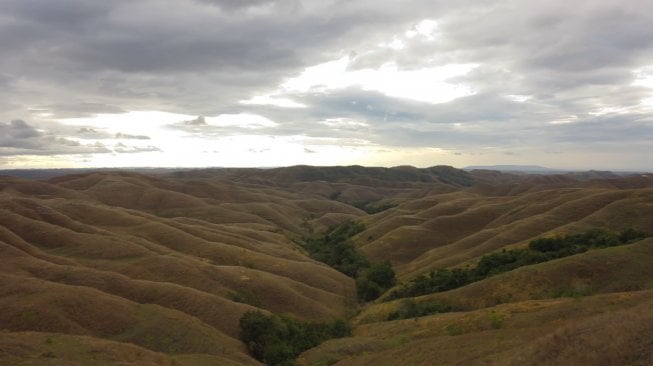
(0, 120), (41, 141)
(0, 120), (111, 156)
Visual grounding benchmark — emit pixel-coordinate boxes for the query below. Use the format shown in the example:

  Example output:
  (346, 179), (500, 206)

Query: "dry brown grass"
(0, 331), (260, 365)
(2, 169), (652, 365)
(359, 185), (653, 277)
(0, 172), (364, 363)
(507, 299), (653, 365)
(304, 291), (653, 365)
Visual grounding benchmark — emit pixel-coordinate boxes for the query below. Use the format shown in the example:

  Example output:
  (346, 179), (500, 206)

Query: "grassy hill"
(1, 166), (651, 364)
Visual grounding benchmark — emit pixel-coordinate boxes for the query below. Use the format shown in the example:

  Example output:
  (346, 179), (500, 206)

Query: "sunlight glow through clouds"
(506, 94), (531, 103)
(633, 67), (653, 109)
(633, 67), (653, 89)
(641, 97), (653, 109)
(50, 110), (372, 168)
(205, 113), (278, 128)
(280, 56), (477, 104)
(405, 19), (438, 40)
(379, 19), (438, 50)
(242, 19), (473, 105)
(240, 94), (307, 108)
(84, 134), (370, 168)
(60, 111), (195, 134)
(320, 118), (369, 128)
(549, 115), (579, 125)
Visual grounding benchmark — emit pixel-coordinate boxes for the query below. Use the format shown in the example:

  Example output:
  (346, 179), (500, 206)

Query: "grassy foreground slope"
(300, 239), (653, 365)
(300, 292), (653, 365)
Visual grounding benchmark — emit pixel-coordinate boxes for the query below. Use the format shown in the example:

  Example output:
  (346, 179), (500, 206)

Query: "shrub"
(230, 288), (261, 307)
(490, 311), (504, 329)
(387, 299), (452, 320)
(240, 311), (351, 366)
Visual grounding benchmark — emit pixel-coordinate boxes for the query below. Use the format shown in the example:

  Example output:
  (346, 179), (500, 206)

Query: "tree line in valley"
(386, 228), (649, 300)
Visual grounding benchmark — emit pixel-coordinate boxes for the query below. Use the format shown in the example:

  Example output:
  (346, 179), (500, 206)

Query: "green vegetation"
(387, 299), (453, 320)
(354, 201), (398, 214)
(356, 262), (396, 301)
(445, 323), (465, 336)
(388, 228), (649, 300)
(304, 222), (396, 301)
(239, 311), (351, 366)
(304, 221), (368, 277)
(489, 311), (504, 329)
(21, 309), (39, 324)
(230, 288), (261, 307)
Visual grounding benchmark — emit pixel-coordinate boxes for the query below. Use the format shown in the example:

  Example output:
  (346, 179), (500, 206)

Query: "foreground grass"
(299, 291), (653, 366)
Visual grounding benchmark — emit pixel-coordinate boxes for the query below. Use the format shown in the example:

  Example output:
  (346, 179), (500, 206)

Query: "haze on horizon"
(1, 0), (652, 171)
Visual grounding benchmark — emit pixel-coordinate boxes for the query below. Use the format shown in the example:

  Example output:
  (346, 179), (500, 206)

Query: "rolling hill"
(1, 165), (651, 365)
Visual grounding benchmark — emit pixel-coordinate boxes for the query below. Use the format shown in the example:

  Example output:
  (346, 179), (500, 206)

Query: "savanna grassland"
(1, 166), (652, 365)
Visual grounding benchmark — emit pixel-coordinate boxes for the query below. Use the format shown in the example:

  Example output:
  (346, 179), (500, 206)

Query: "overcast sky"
(1, 0), (652, 170)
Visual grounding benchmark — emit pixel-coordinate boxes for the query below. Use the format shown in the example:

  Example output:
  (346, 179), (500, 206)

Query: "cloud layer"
(1, 0), (652, 169)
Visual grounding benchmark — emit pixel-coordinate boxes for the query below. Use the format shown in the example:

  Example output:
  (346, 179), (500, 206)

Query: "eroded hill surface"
(1, 166), (651, 365)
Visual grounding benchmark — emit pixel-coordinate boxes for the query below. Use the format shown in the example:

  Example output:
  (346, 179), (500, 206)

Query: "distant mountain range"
(463, 164), (565, 173)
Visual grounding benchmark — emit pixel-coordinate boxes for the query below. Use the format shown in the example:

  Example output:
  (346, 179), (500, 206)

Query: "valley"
(1, 166), (651, 365)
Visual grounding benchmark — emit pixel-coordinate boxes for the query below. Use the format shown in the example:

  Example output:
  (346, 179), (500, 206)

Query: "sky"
(1, 0), (653, 170)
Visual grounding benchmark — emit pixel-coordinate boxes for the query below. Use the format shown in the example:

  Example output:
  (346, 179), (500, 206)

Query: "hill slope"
(1, 166), (651, 364)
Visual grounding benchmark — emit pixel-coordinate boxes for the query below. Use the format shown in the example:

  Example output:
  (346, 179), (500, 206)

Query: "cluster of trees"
(387, 299), (453, 320)
(304, 221), (396, 301)
(354, 201), (398, 214)
(304, 221), (368, 277)
(387, 228), (649, 300)
(356, 261), (396, 301)
(240, 311), (351, 366)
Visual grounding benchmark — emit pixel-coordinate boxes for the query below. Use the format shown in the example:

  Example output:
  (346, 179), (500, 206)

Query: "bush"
(240, 311), (351, 366)
(356, 262), (396, 301)
(387, 299), (452, 320)
(230, 288), (261, 307)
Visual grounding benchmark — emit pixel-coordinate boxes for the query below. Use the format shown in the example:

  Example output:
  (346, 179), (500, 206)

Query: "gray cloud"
(184, 116), (207, 126)
(76, 127), (113, 139)
(115, 132), (150, 140)
(113, 143), (161, 154)
(0, 120), (112, 156)
(33, 103), (127, 119)
(0, 0), (455, 119)
(0, 120), (41, 141)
